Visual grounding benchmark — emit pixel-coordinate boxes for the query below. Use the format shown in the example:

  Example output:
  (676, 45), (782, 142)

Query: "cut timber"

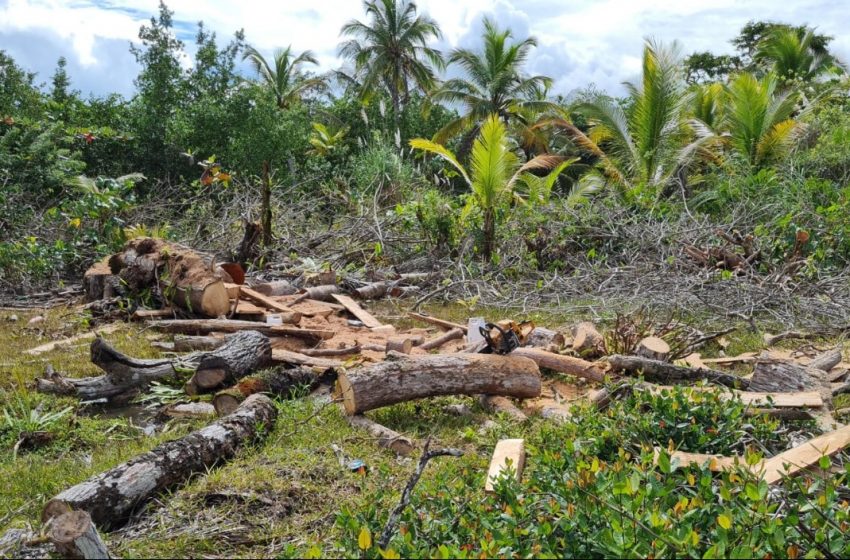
(749, 360), (825, 393)
(106, 237), (229, 318)
(163, 402), (216, 420)
(353, 281), (389, 300)
(607, 354), (746, 389)
(512, 347), (608, 383)
(655, 448), (740, 473)
(479, 395), (528, 422)
(526, 327), (566, 350)
(420, 328), (464, 351)
(810, 348), (843, 372)
(251, 280), (296, 297)
(239, 287), (300, 321)
(148, 319), (333, 341)
(759, 424), (850, 484)
(26, 324), (121, 356)
(234, 301), (266, 316)
(572, 322), (604, 358)
(386, 337), (414, 354)
(485, 439), (526, 492)
(43, 394), (277, 530)
(331, 294), (382, 328)
(131, 307), (173, 320)
(271, 349), (343, 369)
(338, 353), (541, 415)
(683, 353), (708, 369)
(212, 367), (318, 415)
(408, 312), (467, 332)
(636, 336), (670, 362)
(224, 283), (241, 299)
(294, 285), (339, 303)
(346, 414), (415, 456)
(47, 510), (110, 559)
(183, 330), (271, 392)
(84, 258), (116, 302)
(173, 335), (224, 352)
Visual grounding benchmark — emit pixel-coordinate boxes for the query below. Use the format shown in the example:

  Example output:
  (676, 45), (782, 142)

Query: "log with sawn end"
(186, 330), (271, 392)
(420, 328), (464, 351)
(212, 366), (320, 415)
(346, 414), (415, 456)
(607, 354), (747, 389)
(511, 347), (608, 383)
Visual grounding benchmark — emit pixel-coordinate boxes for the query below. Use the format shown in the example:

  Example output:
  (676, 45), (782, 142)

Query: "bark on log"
(353, 281), (390, 300)
(271, 349), (343, 369)
(635, 336), (670, 362)
(189, 331), (271, 392)
(526, 328), (566, 350)
(212, 367), (318, 416)
(294, 285), (339, 303)
(420, 328), (464, 351)
(43, 394), (277, 530)
(173, 335), (224, 352)
(106, 237), (230, 318)
(163, 402), (216, 420)
(338, 354), (540, 415)
(511, 347), (608, 383)
(148, 319), (333, 341)
(572, 322), (604, 358)
(386, 337), (414, 354)
(749, 360), (824, 392)
(251, 280), (297, 297)
(607, 354), (747, 389)
(810, 348), (843, 373)
(83, 259), (118, 302)
(479, 395), (528, 421)
(301, 345), (361, 357)
(47, 510), (110, 559)
(346, 414), (415, 456)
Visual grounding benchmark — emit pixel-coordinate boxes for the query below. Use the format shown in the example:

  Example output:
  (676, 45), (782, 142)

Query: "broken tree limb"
(420, 328), (464, 351)
(511, 347), (608, 383)
(346, 414), (415, 456)
(187, 331), (271, 392)
(607, 354), (747, 389)
(25, 324), (122, 356)
(353, 280), (390, 300)
(810, 348), (843, 373)
(212, 366), (318, 415)
(763, 331), (818, 346)
(43, 394), (277, 530)
(338, 353), (541, 415)
(46, 510), (110, 559)
(172, 335), (224, 352)
(251, 280), (296, 297)
(293, 285), (339, 303)
(479, 395), (528, 421)
(147, 319), (333, 341)
(271, 349), (343, 369)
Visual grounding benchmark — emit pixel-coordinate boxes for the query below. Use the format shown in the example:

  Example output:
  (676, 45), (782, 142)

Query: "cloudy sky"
(2, 0), (848, 99)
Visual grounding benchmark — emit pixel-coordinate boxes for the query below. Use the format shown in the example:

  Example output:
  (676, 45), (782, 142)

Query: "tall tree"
(755, 27), (846, 83)
(339, 0), (444, 128)
(50, 57), (71, 106)
(241, 45), (323, 109)
(430, 18), (555, 144)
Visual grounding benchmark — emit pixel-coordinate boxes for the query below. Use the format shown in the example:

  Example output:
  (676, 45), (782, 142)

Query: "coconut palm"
(722, 72), (803, 167)
(241, 45), (324, 109)
(430, 18), (556, 144)
(339, 0), (444, 128)
(755, 27), (845, 83)
(410, 114), (579, 261)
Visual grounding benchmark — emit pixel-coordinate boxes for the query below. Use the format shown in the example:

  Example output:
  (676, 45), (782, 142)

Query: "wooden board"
(759, 424), (850, 484)
(332, 294), (382, 328)
(234, 301), (266, 315)
(240, 286), (295, 314)
(132, 308), (173, 320)
(655, 448), (741, 472)
(485, 439), (526, 492)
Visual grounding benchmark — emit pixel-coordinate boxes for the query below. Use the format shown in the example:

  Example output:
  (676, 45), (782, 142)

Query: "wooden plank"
(223, 282), (241, 299)
(25, 324), (122, 356)
(655, 448), (741, 472)
(234, 301), (266, 315)
(649, 385), (823, 408)
(240, 286), (294, 314)
(759, 424), (850, 484)
(485, 439), (526, 492)
(131, 307), (173, 320)
(332, 294), (382, 328)
(408, 312), (467, 332)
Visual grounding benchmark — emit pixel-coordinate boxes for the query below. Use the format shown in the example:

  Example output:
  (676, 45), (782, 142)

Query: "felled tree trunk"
(83, 259), (119, 302)
(353, 281), (390, 300)
(187, 331), (271, 392)
(46, 510), (110, 559)
(43, 394), (277, 530)
(212, 366), (318, 415)
(607, 354), (747, 389)
(252, 280), (296, 297)
(346, 414), (415, 456)
(420, 328), (464, 351)
(810, 348), (843, 373)
(511, 347), (608, 383)
(104, 237), (229, 317)
(338, 353), (541, 415)
(526, 328), (566, 350)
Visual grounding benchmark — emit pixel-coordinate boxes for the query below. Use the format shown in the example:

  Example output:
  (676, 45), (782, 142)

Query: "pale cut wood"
(810, 348), (843, 372)
(338, 353), (541, 415)
(163, 402), (216, 419)
(485, 439), (526, 492)
(251, 280), (296, 297)
(512, 347), (608, 383)
(654, 448), (741, 473)
(636, 336), (670, 361)
(240, 286), (298, 318)
(370, 325), (396, 335)
(683, 353), (707, 369)
(702, 352), (757, 365)
(131, 308), (173, 320)
(47, 510), (110, 559)
(26, 324), (121, 356)
(271, 348), (343, 369)
(43, 394), (277, 530)
(223, 283), (241, 299)
(346, 414), (415, 456)
(148, 319), (333, 340)
(332, 294), (382, 328)
(479, 395), (528, 421)
(386, 337), (414, 354)
(420, 328), (464, 351)
(408, 312), (467, 332)
(759, 424), (850, 484)
(526, 327), (566, 350)
(234, 301), (266, 315)
(572, 322), (604, 358)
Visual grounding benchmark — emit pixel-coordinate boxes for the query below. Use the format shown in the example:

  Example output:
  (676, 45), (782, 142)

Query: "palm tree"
(755, 27), (845, 83)
(722, 72), (802, 167)
(410, 114), (578, 261)
(241, 45), (324, 109)
(339, 0), (444, 128)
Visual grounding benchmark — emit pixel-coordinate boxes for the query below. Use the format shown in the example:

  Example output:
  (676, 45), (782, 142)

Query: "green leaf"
(745, 482), (760, 501)
(717, 513), (732, 530)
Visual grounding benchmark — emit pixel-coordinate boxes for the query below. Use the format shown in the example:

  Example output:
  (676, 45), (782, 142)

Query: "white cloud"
(1, 0), (848, 98)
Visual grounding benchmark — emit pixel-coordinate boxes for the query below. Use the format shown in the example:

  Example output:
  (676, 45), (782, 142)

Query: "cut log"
(43, 394), (277, 530)
(148, 319), (333, 341)
(353, 281), (390, 300)
(526, 327), (566, 350)
(83, 259), (116, 302)
(301, 345), (361, 357)
(188, 331), (271, 392)
(655, 448), (740, 473)
(224, 283), (241, 299)
(749, 360), (825, 393)
(294, 285), (339, 303)
(251, 280), (297, 297)
(271, 349), (343, 369)
(173, 335), (224, 352)
(47, 510), (110, 559)
(331, 294), (382, 328)
(239, 287), (299, 320)
(759, 424), (850, 484)
(809, 348), (843, 373)
(212, 366), (318, 415)
(386, 337), (414, 354)
(511, 347), (608, 383)
(479, 395), (528, 421)
(635, 336), (670, 362)
(163, 402), (216, 420)
(485, 439), (525, 492)
(572, 322), (604, 358)
(346, 414), (414, 456)
(420, 328), (464, 351)
(338, 354), (541, 415)
(131, 308), (173, 320)
(106, 237), (230, 318)
(607, 354), (746, 389)
(408, 312), (467, 332)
